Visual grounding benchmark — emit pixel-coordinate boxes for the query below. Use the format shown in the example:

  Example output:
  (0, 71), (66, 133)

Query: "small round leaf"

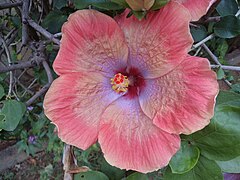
(214, 15), (240, 38)
(164, 156), (223, 180)
(0, 100), (26, 131)
(74, 171), (109, 180)
(126, 172), (148, 180)
(169, 141), (200, 174)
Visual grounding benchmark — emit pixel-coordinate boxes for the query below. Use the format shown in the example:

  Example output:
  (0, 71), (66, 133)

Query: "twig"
(63, 144), (74, 180)
(202, 43), (221, 65)
(0, 36), (13, 97)
(204, 16), (221, 23)
(38, 0), (44, 24)
(25, 83), (50, 106)
(42, 60), (53, 83)
(22, 0), (30, 46)
(12, 90), (20, 101)
(25, 60), (53, 106)
(189, 23), (199, 28)
(194, 47), (202, 56)
(42, 0), (50, 14)
(21, 78), (37, 97)
(14, 77), (36, 97)
(191, 34), (215, 51)
(0, 29), (18, 57)
(0, 1), (22, 10)
(5, 28), (17, 40)
(53, 32), (62, 38)
(211, 65), (240, 71)
(0, 57), (45, 73)
(27, 19), (60, 45)
(235, 9), (240, 17)
(15, 77), (35, 96)
(202, 43), (235, 87)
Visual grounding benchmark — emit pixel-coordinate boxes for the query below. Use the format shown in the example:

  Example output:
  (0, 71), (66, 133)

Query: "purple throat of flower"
(110, 67), (146, 98)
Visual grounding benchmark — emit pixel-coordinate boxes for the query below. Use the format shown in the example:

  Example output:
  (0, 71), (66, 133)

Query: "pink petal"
(176, 0), (216, 21)
(98, 97), (180, 173)
(43, 73), (121, 150)
(53, 10), (128, 76)
(115, 1), (193, 78)
(139, 56), (219, 135)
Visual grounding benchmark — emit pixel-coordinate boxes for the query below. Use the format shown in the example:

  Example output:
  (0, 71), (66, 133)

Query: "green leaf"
(42, 10), (67, 33)
(132, 11), (147, 20)
(151, 0), (170, 10)
(93, 2), (123, 10)
(231, 84), (240, 93)
(216, 0), (239, 16)
(164, 156), (223, 180)
(190, 25), (208, 42)
(216, 91), (240, 105)
(169, 141), (200, 174)
(0, 84), (5, 99)
(214, 15), (240, 38)
(98, 157), (125, 180)
(187, 100), (240, 161)
(126, 172), (148, 180)
(216, 39), (228, 64)
(74, 171), (109, 180)
(216, 67), (225, 80)
(0, 100), (26, 131)
(217, 156), (240, 173)
(0, 114), (6, 122)
(53, 0), (67, 9)
(111, 0), (129, 7)
(73, 0), (92, 9)
(73, 0), (123, 10)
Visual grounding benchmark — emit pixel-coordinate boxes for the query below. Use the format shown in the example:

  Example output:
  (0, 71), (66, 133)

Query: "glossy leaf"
(98, 157), (126, 180)
(217, 156), (240, 173)
(216, 39), (228, 64)
(0, 114), (6, 122)
(151, 0), (170, 10)
(74, 171), (109, 180)
(231, 84), (240, 93)
(216, 67), (225, 80)
(0, 84), (5, 99)
(169, 141), (200, 174)
(214, 15), (240, 38)
(111, 0), (129, 7)
(216, 91), (240, 105)
(53, 0), (67, 9)
(164, 156), (223, 180)
(0, 100), (26, 131)
(126, 172), (148, 180)
(187, 99), (240, 161)
(132, 11), (147, 20)
(190, 25), (207, 42)
(216, 0), (239, 16)
(42, 10), (67, 33)
(92, 2), (123, 10)
(73, 0), (123, 10)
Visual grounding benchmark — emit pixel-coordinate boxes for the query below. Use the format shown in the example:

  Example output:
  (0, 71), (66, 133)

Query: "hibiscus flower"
(43, 1), (218, 173)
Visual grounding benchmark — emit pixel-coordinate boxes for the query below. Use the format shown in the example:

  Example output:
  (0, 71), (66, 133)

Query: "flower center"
(111, 73), (129, 93)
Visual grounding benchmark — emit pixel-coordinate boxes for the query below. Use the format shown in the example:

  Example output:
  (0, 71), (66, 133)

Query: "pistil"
(111, 73), (129, 93)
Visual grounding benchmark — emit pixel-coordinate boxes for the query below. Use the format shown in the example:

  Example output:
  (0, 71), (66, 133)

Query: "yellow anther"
(111, 73), (129, 93)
